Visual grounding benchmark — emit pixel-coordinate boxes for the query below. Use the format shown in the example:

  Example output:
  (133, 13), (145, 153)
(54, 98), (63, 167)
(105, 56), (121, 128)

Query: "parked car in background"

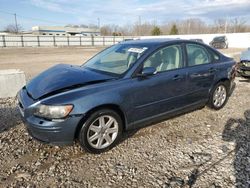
(209, 36), (228, 49)
(18, 39), (236, 153)
(237, 48), (250, 79)
(190, 39), (204, 43)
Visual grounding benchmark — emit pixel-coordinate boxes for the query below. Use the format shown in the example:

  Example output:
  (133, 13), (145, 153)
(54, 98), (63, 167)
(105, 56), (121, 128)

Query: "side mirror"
(139, 67), (156, 77)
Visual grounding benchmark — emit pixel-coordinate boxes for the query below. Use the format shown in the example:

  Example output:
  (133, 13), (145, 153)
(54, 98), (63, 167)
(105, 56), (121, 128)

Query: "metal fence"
(0, 35), (134, 47)
(2, 33), (249, 48)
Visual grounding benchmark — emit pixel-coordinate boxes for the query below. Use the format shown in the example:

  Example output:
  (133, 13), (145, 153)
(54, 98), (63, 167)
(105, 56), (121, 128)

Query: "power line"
(0, 10), (14, 15)
(0, 10), (65, 25)
(16, 14), (65, 24)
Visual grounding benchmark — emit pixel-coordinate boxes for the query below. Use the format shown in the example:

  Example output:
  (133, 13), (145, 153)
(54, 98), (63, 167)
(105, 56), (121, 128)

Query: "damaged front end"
(237, 49), (250, 79)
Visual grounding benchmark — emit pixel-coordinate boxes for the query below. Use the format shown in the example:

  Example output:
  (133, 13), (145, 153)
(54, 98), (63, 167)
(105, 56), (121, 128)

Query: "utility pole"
(14, 13), (18, 33)
(188, 20), (191, 34)
(97, 18), (100, 29)
(138, 15), (141, 36)
(224, 18), (228, 33)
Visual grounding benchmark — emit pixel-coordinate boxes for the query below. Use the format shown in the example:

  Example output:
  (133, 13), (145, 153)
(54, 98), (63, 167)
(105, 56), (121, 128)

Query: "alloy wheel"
(87, 115), (119, 149)
(213, 85), (227, 108)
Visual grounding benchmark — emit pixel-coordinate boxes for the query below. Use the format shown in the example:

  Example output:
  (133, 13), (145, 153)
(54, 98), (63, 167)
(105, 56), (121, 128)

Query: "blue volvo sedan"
(18, 39), (236, 153)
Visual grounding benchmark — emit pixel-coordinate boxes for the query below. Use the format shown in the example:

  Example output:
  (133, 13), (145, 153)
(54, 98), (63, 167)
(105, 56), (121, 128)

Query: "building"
(32, 26), (100, 36)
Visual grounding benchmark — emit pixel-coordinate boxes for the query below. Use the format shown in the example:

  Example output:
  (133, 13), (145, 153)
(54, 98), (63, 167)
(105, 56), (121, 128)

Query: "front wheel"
(79, 109), (123, 153)
(208, 83), (229, 110)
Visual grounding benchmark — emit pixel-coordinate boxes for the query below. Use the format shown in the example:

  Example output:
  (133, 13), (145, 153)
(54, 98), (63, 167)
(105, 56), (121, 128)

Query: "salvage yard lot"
(0, 47), (245, 79)
(0, 47), (249, 187)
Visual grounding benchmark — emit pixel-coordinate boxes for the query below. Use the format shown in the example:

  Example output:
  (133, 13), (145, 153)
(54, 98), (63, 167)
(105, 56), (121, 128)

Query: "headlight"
(34, 104), (73, 119)
(243, 62), (250, 67)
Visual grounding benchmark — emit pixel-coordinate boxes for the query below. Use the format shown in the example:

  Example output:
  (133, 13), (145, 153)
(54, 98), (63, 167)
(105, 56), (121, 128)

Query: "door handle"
(190, 73), (202, 78)
(172, 74), (184, 80)
(209, 68), (217, 73)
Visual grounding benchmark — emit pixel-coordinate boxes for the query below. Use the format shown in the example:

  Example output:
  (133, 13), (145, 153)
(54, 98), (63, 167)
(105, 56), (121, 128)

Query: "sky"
(0, 0), (250, 31)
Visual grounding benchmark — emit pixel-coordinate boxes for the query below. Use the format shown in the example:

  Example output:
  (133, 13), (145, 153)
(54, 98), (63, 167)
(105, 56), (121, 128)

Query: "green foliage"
(169, 24), (179, 35)
(151, 26), (161, 35)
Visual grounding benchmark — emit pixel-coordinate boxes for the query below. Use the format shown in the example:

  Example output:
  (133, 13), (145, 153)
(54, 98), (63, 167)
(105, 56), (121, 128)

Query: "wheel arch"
(74, 104), (127, 139)
(216, 78), (230, 89)
(208, 78), (230, 100)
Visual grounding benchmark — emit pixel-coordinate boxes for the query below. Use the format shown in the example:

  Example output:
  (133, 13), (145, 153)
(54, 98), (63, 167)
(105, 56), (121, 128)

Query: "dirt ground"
(0, 47), (104, 80)
(0, 46), (249, 187)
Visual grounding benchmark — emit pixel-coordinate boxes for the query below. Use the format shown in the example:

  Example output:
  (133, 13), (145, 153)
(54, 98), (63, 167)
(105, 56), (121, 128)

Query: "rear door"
(185, 43), (217, 104)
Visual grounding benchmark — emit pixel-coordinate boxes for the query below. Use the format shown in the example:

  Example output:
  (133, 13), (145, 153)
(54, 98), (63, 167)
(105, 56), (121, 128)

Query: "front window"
(83, 44), (149, 75)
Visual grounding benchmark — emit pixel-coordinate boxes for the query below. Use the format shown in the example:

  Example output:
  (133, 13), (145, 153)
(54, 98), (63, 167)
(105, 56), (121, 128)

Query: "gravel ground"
(0, 47), (249, 187)
(0, 77), (249, 188)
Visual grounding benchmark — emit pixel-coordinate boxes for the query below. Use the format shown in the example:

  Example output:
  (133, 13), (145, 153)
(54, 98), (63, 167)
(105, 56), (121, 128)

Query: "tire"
(79, 109), (123, 154)
(207, 82), (229, 110)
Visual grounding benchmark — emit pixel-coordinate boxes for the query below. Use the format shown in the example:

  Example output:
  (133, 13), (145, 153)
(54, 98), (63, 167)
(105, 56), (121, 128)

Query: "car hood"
(26, 64), (115, 100)
(240, 50), (250, 61)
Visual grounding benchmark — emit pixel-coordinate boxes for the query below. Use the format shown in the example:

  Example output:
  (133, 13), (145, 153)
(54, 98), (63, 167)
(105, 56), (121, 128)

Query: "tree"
(4, 24), (22, 33)
(169, 24), (178, 35)
(230, 18), (246, 33)
(151, 26), (161, 35)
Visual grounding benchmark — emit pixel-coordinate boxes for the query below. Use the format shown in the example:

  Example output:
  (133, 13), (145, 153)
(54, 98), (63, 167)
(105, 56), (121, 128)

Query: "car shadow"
(0, 99), (21, 133)
(119, 106), (206, 144)
(222, 110), (250, 188)
(162, 110), (250, 188)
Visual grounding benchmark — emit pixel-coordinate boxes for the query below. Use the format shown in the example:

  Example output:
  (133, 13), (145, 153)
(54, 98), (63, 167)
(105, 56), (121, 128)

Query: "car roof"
(120, 38), (189, 46)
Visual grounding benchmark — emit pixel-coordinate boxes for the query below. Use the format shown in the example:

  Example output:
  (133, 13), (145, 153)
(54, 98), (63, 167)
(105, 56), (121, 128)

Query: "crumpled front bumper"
(22, 115), (83, 145)
(17, 88), (83, 146)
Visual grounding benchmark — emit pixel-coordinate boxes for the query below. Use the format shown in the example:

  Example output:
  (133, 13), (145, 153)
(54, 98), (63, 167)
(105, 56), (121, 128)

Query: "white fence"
(141, 32), (250, 48)
(0, 33), (249, 48)
(0, 35), (133, 47)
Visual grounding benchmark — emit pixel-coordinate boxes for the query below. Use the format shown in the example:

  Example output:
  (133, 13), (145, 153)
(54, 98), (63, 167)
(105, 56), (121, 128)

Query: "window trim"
(185, 43), (214, 67)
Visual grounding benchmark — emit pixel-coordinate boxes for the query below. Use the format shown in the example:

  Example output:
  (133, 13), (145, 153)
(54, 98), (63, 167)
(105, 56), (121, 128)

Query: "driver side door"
(126, 44), (189, 125)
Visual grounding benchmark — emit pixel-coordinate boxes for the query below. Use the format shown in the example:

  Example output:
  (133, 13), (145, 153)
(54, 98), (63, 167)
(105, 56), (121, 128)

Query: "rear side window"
(186, 44), (211, 66)
(210, 50), (220, 61)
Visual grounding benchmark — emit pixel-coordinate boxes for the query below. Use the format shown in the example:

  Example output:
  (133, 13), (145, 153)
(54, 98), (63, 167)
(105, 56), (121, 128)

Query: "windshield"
(83, 44), (149, 75)
(214, 36), (225, 41)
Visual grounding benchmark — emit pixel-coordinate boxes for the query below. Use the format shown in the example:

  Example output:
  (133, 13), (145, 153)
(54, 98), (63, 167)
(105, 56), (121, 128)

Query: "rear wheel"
(208, 82), (229, 110)
(79, 109), (123, 153)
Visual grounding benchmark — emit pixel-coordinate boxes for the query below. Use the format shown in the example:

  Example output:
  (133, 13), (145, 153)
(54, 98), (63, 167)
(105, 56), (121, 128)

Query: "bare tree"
(100, 24), (123, 36)
(45, 17), (250, 37)
(132, 21), (155, 36)
(230, 18), (247, 33)
(179, 18), (208, 34)
(4, 24), (23, 33)
(100, 25), (113, 36)
(213, 19), (227, 33)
